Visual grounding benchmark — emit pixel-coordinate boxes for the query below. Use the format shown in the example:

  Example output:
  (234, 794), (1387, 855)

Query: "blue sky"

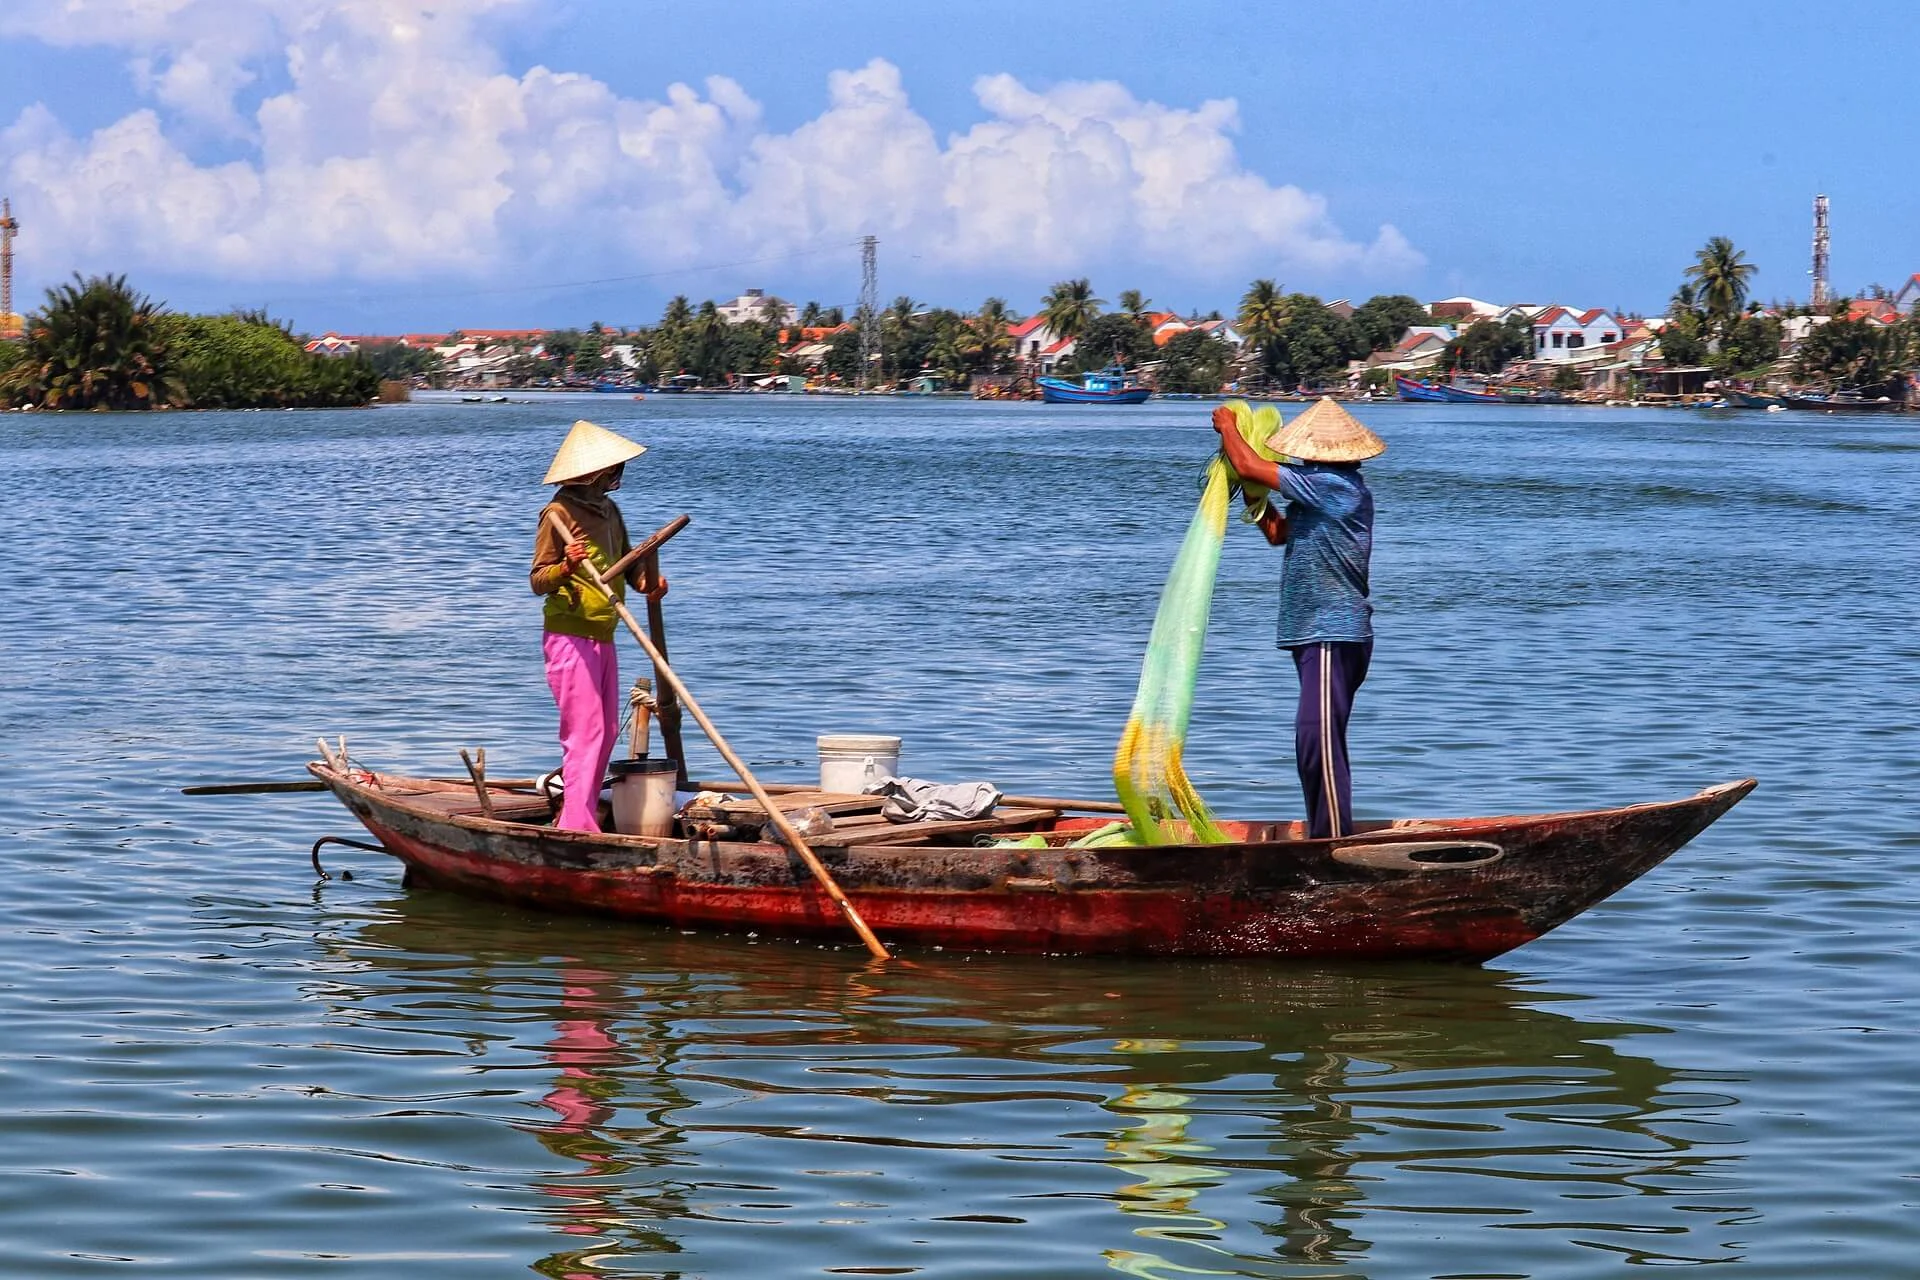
(2, 1), (1914, 333)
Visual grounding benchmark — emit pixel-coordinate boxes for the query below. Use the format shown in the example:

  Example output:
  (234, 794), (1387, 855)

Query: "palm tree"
(14, 273), (178, 410)
(1118, 289), (1153, 327)
(757, 294), (791, 327)
(799, 300), (823, 327)
(689, 301), (728, 384)
(1684, 237), (1757, 337)
(660, 295), (693, 332)
(961, 297), (1014, 373)
(1237, 279), (1289, 372)
(1040, 278), (1103, 343)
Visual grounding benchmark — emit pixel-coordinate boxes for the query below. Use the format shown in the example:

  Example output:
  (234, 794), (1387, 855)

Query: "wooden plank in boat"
(686, 789), (884, 824)
(812, 807), (1055, 848)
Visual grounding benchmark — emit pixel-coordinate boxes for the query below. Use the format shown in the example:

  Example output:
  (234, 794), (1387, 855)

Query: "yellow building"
(0, 312), (22, 340)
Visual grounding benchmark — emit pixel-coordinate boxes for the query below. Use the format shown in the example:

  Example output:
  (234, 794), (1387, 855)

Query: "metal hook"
(311, 834), (390, 880)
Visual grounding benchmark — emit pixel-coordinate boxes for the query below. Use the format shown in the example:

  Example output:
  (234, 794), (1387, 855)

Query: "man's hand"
(1257, 504), (1288, 547)
(563, 538), (591, 570)
(1210, 405), (1236, 437)
(643, 574), (669, 603)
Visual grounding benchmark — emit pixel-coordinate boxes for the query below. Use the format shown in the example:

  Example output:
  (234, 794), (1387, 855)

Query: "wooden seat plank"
(813, 806), (1056, 848)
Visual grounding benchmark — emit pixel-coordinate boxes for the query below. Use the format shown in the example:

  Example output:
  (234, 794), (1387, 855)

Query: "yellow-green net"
(1113, 401), (1285, 845)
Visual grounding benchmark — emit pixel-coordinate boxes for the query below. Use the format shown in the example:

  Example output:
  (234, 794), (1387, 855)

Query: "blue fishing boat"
(1038, 364), (1152, 405)
(1394, 375), (1447, 402)
(1436, 381), (1501, 404)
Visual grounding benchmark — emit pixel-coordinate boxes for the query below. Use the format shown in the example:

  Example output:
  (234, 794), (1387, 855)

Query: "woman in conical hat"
(531, 420), (663, 832)
(1211, 397), (1384, 841)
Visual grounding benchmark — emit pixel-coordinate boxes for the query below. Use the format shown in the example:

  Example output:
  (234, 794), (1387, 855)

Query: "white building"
(1529, 307), (1624, 361)
(716, 290), (799, 326)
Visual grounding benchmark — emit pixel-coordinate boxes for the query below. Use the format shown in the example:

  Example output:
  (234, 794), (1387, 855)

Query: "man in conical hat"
(1212, 398), (1385, 840)
(531, 420), (664, 832)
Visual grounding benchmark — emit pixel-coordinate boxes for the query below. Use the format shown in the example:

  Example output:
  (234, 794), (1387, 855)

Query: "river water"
(1, 394), (1914, 1277)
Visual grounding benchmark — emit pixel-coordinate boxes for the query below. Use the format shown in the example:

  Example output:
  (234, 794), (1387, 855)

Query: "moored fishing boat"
(1780, 389), (1905, 412)
(1435, 381), (1501, 404)
(1724, 389), (1782, 409)
(1394, 374), (1447, 402)
(306, 757), (1753, 962)
(1037, 364), (1152, 404)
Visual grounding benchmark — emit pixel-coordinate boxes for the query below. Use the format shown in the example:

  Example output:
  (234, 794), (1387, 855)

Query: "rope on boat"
(310, 834), (390, 881)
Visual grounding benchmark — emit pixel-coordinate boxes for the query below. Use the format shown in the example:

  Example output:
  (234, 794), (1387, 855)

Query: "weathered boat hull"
(312, 766), (1754, 962)
(1435, 382), (1501, 403)
(1394, 375), (1448, 402)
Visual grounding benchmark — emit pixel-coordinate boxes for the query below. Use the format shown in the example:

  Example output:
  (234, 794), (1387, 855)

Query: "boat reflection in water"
(323, 893), (1754, 1277)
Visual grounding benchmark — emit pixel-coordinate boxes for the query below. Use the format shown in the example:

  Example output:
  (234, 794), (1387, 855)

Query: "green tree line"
(0, 274), (382, 410)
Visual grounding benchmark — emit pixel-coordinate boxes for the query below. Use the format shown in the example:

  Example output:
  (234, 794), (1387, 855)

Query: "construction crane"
(0, 198), (18, 338)
(1810, 193), (1830, 313)
(856, 235), (878, 392)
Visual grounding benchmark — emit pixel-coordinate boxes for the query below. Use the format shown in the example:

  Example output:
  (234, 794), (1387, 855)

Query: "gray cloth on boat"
(865, 775), (1002, 824)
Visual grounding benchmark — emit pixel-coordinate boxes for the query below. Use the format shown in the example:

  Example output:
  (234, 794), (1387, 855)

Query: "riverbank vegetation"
(451, 281), (1437, 395)
(0, 274), (380, 411)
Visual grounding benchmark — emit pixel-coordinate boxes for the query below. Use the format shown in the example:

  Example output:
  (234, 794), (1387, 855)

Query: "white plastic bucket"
(608, 758), (678, 837)
(818, 734), (901, 794)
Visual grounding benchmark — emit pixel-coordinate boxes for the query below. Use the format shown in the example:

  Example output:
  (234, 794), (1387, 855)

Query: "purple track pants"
(1289, 640), (1373, 840)
(543, 631), (620, 832)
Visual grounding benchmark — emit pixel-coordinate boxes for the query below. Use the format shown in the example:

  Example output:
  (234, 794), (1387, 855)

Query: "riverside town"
(3, 200), (1918, 412)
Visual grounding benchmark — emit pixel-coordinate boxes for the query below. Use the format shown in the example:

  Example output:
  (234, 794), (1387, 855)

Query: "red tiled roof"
(455, 328), (547, 340)
(1531, 306), (1570, 327)
(1041, 337), (1074, 355)
(1577, 308), (1611, 325)
(1009, 316), (1049, 338)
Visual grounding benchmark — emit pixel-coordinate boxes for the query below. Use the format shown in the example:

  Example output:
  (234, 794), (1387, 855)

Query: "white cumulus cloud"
(0, 0), (1421, 292)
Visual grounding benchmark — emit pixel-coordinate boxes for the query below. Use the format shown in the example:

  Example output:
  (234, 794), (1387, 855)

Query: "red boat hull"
(314, 767), (1753, 962)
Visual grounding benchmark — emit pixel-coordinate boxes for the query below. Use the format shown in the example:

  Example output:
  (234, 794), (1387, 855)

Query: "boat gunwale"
(307, 761), (1755, 858)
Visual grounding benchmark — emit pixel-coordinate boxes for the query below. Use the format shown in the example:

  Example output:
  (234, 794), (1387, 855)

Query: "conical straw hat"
(543, 419), (648, 484)
(1266, 397), (1386, 463)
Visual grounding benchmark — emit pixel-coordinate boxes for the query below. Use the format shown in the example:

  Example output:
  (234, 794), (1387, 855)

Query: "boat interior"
(357, 772), (1458, 848)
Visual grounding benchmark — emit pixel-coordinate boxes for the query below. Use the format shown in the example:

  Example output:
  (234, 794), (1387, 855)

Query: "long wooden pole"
(546, 511), (891, 960)
(641, 546), (687, 786)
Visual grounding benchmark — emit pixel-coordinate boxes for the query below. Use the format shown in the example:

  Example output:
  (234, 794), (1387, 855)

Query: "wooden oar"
(183, 776), (543, 796)
(603, 513), (690, 583)
(546, 510), (892, 961)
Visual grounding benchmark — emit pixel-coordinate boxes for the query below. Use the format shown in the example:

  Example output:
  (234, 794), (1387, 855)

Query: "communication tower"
(1810, 194), (1830, 312)
(856, 235), (878, 391)
(0, 198), (18, 338)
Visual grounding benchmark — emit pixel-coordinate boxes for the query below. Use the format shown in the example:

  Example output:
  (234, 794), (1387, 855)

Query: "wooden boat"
(1394, 375), (1447, 402)
(1781, 389), (1905, 413)
(1435, 381), (1501, 404)
(309, 758), (1754, 962)
(1724, 389), (1782, 409)
(1037, 364), (1152, 404)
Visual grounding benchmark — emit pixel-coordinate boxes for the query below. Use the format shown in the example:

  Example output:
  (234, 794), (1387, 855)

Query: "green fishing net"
(1113, 401), (1286, 845)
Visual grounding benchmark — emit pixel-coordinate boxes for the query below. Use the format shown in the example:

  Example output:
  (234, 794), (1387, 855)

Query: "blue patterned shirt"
(1272, 462), (1374, 647)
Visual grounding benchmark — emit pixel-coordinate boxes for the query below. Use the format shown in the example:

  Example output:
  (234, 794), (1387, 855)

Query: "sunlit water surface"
(1, 395), (1915, 1277)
